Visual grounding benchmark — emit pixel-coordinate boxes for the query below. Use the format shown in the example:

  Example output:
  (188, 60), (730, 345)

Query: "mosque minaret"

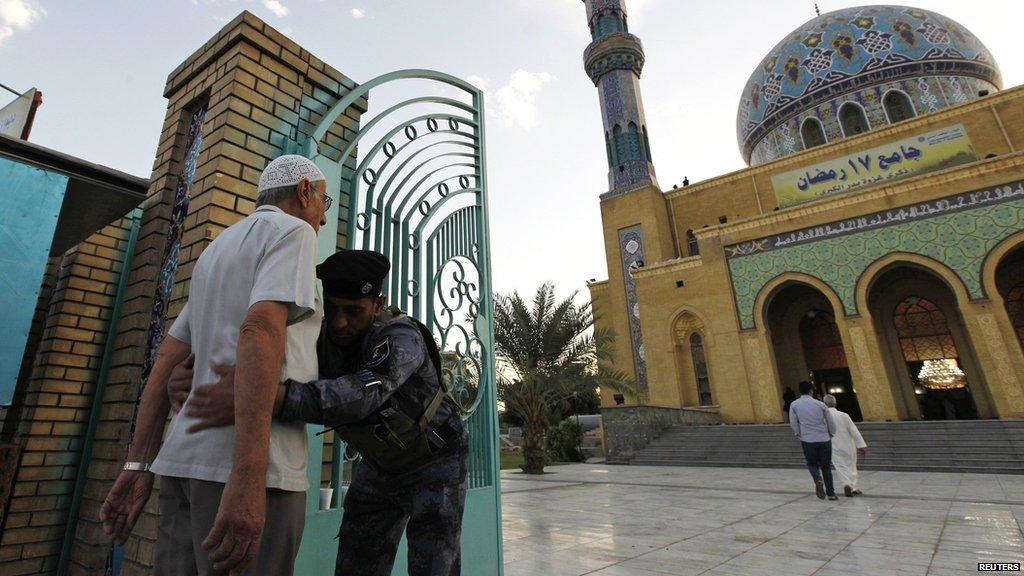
(582, 0), (658, 196)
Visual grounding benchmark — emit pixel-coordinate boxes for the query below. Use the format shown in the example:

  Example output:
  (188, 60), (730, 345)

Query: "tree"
(494, 282), (635, 474)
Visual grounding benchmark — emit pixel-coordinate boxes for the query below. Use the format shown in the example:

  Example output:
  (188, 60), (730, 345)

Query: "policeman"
(172, 250), (468, 576)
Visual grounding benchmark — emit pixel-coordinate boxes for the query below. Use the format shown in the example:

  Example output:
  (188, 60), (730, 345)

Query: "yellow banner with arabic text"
(771, 124), (978, 208)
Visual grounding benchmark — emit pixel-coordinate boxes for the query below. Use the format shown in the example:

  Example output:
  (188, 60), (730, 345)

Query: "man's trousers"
(800, 440), (835, 496)
(154, 475), (305, 576)
(335, 443), (468, 576)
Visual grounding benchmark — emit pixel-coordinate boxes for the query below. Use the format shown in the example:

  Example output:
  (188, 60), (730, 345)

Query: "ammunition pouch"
(332, 315), (453, 475)
(336, 380), (448, 475)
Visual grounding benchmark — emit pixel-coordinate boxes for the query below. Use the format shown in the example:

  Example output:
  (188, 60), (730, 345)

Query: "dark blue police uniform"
(280, 314), (468, 576)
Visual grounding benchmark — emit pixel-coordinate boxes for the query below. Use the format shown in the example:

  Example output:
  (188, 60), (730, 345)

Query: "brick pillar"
(0, 217), (135, 576)
(63, 12), (365, 575)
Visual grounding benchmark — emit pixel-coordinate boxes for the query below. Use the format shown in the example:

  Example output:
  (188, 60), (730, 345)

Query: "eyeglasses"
(322, 193), (333, 211)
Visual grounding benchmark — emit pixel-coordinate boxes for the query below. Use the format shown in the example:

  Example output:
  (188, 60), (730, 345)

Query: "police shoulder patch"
(355, 369), (382, 388)
(365, 338), (390, 368)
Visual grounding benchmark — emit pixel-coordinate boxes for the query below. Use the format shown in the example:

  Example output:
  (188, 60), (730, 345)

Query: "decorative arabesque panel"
(727, 181), (1024, 329)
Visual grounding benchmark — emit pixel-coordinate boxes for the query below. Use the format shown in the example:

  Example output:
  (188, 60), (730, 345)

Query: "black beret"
(317, 250), (391, 299)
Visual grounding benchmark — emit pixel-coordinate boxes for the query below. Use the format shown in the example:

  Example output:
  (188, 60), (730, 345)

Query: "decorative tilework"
(619, 225), (648, 394)
(727, 180), (1024, 329)
(131, 103), (207, 435)
(747, 74), (993, 164)
(738, 5), (1002, 164)
(948, 75), (968, 104)
(779, 120), (798, 155)
(917, 76), (941, 112)
(977, 313), (1024, 411)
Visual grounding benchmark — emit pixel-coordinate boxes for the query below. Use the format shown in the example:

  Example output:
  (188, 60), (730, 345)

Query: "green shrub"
(544, 419), (584, 463)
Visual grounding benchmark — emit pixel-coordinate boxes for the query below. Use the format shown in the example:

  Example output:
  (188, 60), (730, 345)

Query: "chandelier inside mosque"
(918, 359), (967, 390)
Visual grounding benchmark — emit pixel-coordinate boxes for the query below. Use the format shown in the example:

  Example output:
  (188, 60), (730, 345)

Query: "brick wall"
(0, 217), (135, 576)
(0, 256), (61, 534)
(57, 11), (365, 575)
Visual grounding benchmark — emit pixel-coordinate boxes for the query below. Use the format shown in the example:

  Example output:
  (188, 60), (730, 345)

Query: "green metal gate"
(294, 69), (503, 575)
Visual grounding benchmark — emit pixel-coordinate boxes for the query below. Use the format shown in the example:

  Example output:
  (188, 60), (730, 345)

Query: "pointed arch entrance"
(867, 264), (993, 420)
(763, 281), (860, 419)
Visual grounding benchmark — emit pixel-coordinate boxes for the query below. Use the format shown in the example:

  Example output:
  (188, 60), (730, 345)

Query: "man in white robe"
(823, 394), (867, 497)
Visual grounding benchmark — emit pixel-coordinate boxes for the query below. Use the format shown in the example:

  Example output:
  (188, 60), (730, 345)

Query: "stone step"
(626, 459), (1024, 475)
(636, 456), (1024, 468)
(626, 420), (1024, 474)
(644, 441), (1024, 449)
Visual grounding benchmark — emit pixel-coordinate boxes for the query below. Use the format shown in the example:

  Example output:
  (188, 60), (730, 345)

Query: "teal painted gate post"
(294, 69), (503, 576)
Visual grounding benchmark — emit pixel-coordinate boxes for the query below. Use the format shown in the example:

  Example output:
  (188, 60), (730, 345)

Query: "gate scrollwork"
(306, 70), (497, 489)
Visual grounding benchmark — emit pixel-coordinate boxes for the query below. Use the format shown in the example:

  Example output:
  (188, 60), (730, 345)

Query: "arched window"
(800, 118), (827, 149)
(686, 229), (699, 257)
(641, 125), (652, 162)
(689, 332), (713, 406)
(612, 124), (624, 167)
(893, 297), (958, 362)
(883, 90), (916, 123)
(627, 122), (642, 162)
(839, 102), (870, 136)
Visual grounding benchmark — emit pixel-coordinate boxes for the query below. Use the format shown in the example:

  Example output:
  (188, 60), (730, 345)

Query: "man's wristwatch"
(123, 461), (152, 472)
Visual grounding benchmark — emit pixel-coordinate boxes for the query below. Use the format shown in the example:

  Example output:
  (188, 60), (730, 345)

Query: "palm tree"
(494, 282), (636, 474)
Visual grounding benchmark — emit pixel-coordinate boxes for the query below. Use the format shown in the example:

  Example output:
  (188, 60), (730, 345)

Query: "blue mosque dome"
(737, 5), (1002, 165)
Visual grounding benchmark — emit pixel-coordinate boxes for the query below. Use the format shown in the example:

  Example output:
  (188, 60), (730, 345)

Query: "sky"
(2, 0), (1023, 302)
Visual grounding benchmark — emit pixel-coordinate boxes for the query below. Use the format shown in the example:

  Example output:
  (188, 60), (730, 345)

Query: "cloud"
(262, 0), (289, 17)
(493, 69), (554, 130)
(0, 0), (44, 46)
(351, 7), (365, 19)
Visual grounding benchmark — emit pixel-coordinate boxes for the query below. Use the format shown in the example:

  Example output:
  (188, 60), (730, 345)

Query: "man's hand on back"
(168, 353), (195, 412)
(187, 364), (237, 433)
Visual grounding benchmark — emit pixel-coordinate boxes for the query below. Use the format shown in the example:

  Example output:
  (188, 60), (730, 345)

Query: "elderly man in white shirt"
(824, 394), (868, 497)
(100, 155), (329, 575)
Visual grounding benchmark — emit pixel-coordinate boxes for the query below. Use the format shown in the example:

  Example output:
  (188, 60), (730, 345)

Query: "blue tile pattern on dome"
(737, 5), (1001, 163)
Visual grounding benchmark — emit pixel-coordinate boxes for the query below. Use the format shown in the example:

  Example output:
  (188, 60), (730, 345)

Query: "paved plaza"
(500, 464), (1024, 575)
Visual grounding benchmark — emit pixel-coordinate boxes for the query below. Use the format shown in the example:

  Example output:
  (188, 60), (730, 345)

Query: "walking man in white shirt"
(824, 394), (867, 497)
(100, 155), (329, 575)
(789, 380), (838, 501)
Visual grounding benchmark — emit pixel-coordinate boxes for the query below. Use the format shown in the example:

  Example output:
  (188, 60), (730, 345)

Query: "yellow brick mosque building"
(583, 2), (1024, 424)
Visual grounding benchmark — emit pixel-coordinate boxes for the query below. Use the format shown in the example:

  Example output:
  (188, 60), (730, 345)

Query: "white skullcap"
(257, 154), (327, 193)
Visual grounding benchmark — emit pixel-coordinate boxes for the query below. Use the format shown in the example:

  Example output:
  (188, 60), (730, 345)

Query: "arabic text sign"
(771, 124), (978, 208)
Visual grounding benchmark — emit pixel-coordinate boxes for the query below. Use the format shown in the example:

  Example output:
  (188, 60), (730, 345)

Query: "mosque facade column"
(583, 0), (672, 400)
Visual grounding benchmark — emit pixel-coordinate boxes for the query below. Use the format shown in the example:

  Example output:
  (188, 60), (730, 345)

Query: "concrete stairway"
(628, 420), (1024, 474)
